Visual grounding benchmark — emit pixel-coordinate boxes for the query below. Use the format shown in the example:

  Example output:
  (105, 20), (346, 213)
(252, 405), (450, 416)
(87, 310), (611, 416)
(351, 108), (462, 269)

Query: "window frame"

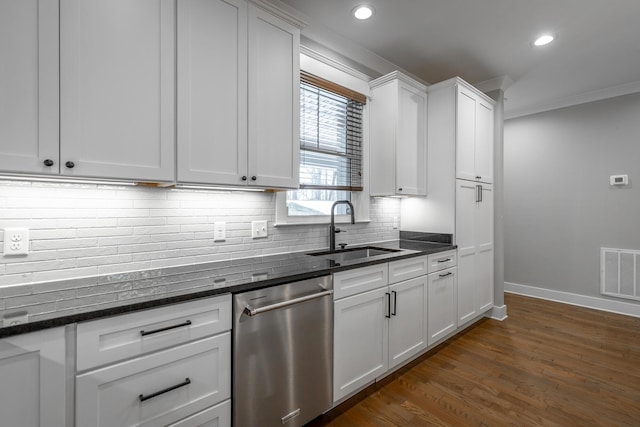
(275, 51), (371, 226)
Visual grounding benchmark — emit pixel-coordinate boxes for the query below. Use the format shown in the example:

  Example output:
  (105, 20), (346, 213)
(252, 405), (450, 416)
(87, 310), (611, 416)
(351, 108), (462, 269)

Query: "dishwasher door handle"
(243, 289), (333, 316)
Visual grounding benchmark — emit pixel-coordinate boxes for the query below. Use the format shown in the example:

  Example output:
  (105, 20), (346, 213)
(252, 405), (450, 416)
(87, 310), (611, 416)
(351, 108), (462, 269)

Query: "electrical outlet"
(392, 216), (399, 229)
(214, 222), (226, 242)
(251, 220), (268, 239)
(2, 312), (29, 327)
(3, 228), (29, 256)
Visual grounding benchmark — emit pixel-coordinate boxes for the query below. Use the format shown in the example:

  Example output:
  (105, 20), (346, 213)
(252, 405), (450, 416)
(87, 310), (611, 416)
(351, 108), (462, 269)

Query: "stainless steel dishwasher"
(233, 276), (333, 427)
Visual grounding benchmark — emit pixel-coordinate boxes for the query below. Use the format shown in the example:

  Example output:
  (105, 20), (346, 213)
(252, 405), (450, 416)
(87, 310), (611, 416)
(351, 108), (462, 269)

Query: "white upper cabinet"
(370, 71), (427, 197)
(177, 0), (248, 186)
(455, 83), (494, 184)
(247, 3), (300, 189)
(0, 0), (59, 175)
(178, 0), (301, 189)
(60, 0), (176, 182)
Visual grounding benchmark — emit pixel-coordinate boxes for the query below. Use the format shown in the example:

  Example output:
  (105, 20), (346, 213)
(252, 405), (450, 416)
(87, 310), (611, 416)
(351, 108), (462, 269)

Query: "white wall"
(504, 92), (640, 306)
(0, 180), (399, 287)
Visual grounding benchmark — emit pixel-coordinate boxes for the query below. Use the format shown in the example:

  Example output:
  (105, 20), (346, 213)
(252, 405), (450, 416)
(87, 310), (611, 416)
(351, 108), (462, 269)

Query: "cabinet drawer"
(168, 399), (230, 427)
(76, 333), (231, 427)
(427, 250), (457, 273)
(77, 294), (231, 371)
(333, 264), (388, 299)
(388, 255), (428, 284)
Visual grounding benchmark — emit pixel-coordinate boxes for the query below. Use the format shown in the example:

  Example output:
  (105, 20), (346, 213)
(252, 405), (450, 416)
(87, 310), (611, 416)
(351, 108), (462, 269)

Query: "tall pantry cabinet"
(424, 77), (495, 325)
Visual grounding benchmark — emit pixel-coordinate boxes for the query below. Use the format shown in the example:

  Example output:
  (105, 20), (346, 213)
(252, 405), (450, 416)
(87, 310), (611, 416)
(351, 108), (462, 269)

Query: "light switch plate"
(214, 222), (226, 242)
(251, 220), (268, 239)
(3, 228), (29, 256)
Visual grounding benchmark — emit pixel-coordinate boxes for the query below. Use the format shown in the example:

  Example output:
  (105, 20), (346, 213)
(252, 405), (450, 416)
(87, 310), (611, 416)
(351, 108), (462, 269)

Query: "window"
(286, 72), (366, 216)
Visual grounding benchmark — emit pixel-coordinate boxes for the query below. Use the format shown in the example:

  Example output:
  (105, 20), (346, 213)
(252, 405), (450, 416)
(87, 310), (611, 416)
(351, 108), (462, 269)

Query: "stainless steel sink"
(307, 246), (401, 262)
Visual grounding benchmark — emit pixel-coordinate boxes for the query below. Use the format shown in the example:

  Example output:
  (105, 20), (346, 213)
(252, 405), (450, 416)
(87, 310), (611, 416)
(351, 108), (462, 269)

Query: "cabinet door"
(388, 276), (427, 369)
(0, 327), (67, 427)
(395, 81), (427, 196)
(76, 333), (231, 427)
(333, 287), (388, 402)
(177, 0), (248, 186)
(248, 4), (300, 188)
(428, 268), (457, 346)
(455, 86), (477, 182)
(475, 99), (494, 183)
(0, 0), (59, 175)
(476, 184), (494, 312)
(456, 180), (477, 325)
(60, 0), (175, 182)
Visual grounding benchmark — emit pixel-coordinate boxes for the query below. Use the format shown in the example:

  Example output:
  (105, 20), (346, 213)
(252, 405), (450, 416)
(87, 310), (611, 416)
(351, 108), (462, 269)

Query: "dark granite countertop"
(0, 239), (456, 338)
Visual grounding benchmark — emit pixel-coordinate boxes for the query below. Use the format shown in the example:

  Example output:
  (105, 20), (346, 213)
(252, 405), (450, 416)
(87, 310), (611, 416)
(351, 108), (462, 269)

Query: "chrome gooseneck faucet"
(329, 200), (355, 252)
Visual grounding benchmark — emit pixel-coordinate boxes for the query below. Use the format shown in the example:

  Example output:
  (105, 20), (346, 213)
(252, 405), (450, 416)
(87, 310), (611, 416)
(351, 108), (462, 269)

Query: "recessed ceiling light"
(533, 34), (555, 47)
(353, 5), (374, 20)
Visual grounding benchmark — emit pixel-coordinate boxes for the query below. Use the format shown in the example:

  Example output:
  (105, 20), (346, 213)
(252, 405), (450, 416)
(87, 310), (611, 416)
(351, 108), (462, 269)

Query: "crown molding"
(505, 80), (640, 120)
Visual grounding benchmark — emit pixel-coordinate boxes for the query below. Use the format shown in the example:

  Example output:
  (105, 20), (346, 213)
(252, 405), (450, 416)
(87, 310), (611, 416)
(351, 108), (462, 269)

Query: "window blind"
(299, 73), (365, 192)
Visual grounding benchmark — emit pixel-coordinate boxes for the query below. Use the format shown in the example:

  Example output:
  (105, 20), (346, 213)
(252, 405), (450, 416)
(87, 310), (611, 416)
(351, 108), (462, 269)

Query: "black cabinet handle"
(476, 176), (481, 180)
(398, 188), (403, 192)
(139, 378), (191, 402)
(251, 176), (257, 181)
(65, 161), (75, 169)
(241, 176), (247, 181)
(391, 290), (397, 316)
(439, 272), (453, 278)
(43, 159), (54, 167)
(385, 292), (391, 318)
(437, 258), (452, 263)
(140, 320), (192, 336)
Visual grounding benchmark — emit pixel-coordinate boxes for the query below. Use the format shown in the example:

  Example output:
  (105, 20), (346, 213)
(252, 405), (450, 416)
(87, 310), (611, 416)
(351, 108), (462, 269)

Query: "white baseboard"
(487, 304), (508, 321)
(505, 282), (640, 318)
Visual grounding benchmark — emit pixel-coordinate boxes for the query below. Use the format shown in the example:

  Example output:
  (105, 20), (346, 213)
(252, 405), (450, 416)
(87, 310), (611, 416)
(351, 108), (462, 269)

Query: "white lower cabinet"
(333, 258), (428, 402)
(76, 294), (232, 427)
(388, 276), (428, 368)
(427, 267), (458, 346)
(76, 333), (230, 427)
(0, 327), (68, 427)
(333, 286), (388, 402)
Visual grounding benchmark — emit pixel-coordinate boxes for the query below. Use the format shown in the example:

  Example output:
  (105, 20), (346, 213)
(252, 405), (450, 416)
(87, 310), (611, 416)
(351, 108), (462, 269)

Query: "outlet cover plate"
(214, 222), (226, 242)
(3, 227), (29, 256)
(251, 220), (268, 239)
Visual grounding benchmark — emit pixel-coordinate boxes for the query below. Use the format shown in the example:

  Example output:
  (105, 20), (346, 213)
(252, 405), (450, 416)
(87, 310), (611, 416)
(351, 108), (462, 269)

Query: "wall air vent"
(601, 247), (640, 301)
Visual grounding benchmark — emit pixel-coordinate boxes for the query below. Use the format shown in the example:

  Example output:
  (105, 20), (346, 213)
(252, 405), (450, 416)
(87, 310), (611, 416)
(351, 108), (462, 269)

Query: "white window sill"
(274, 220), (371, 227)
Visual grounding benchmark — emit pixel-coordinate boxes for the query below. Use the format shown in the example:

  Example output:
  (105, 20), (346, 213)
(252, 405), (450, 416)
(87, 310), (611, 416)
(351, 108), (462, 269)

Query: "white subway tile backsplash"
(0, 180), (400, 288)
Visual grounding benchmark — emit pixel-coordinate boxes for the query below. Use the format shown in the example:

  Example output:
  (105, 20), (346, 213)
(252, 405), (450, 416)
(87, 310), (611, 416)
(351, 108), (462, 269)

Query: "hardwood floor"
(308, 293), (640, 426)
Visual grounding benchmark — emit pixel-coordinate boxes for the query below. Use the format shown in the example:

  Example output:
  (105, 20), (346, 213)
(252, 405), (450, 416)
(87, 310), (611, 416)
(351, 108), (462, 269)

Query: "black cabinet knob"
(65, 161), (75, 169)
(398, 188), (403, 192)
(241, 176), (247, 181)
(43, 159), (54, 167)
(476, 176), (481, 180)
(251, 176), (257, 181)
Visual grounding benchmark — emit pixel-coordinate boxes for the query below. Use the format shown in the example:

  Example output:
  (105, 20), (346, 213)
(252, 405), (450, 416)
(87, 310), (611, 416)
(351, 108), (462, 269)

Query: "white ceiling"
(279, 0), (640, 117)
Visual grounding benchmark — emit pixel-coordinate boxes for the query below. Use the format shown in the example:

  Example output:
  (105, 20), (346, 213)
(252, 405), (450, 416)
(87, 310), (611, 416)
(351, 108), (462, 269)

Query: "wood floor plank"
(308, 294), (640, 426)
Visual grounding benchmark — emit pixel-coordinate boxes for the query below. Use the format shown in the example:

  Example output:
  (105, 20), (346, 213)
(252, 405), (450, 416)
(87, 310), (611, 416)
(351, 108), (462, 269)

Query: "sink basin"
(307, 246), (401, 262)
